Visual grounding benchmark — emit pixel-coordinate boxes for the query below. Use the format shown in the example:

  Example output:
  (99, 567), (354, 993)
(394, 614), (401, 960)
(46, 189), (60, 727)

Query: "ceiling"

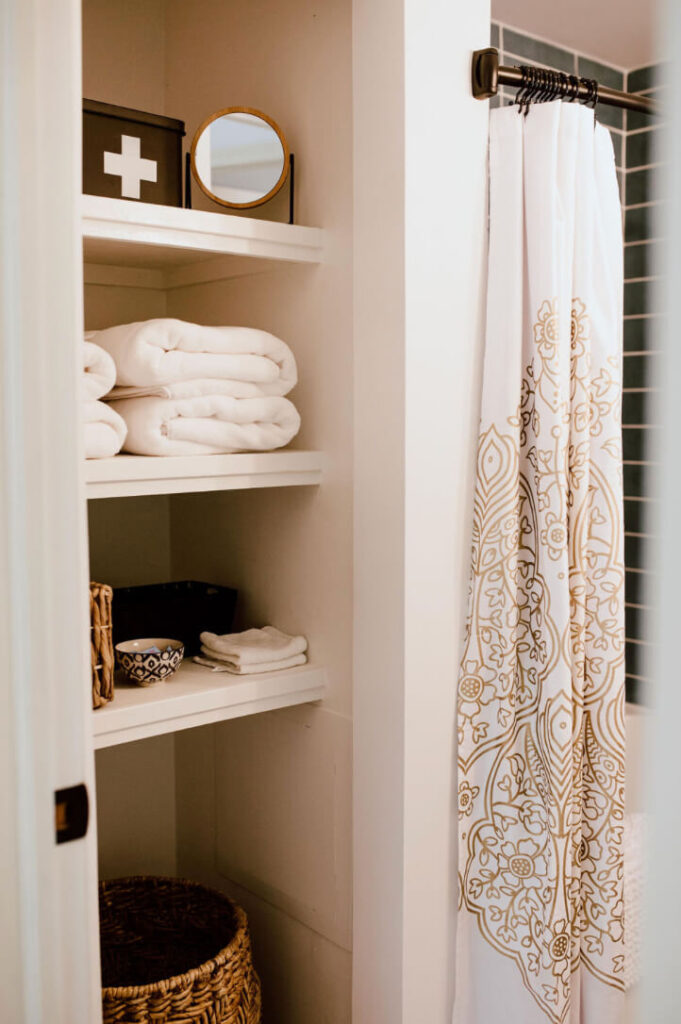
(492, 0), (658, 70)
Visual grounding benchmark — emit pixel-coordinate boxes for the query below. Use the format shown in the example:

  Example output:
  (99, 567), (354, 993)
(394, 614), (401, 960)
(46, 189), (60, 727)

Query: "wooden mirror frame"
(190, 106), (290, 210)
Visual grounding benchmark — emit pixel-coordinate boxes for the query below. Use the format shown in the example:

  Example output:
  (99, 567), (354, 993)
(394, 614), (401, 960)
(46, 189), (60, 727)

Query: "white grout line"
(624, 162), (661, 173)
(624, 200), (661, 210)
(627, 124), (661, 137)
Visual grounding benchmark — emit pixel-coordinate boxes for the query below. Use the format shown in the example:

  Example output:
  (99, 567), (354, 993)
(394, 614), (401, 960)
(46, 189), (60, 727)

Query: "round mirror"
(190, 108), (290, 209)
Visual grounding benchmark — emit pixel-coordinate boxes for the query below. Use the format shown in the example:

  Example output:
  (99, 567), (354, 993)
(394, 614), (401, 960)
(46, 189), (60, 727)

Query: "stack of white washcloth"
(82, 340), (127, 458)
(194, 626), (308, 674)
(87, 318), (301, 456)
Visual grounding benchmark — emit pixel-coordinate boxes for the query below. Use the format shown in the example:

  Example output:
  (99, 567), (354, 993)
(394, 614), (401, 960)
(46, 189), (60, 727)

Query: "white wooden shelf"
(82, 194), (325, 288)
(85, 450), (324, 499)
(93, 660), (326, 749)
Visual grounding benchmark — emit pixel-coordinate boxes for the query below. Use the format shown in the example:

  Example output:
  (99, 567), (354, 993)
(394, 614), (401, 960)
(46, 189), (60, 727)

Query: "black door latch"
(55, 783), (89, 844)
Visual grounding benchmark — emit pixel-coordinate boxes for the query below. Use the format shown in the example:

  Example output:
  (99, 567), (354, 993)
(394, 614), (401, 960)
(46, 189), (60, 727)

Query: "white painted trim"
(82, 194), (325, 278)
(352, 1), (489, 1021)
(93, 662), (326, 749)
(84, 451), (324, 499)
(0, 0), (100, 1020)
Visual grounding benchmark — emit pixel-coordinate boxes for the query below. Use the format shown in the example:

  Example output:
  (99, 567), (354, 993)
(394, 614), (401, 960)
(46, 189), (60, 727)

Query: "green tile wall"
(622, 62), (662, 703)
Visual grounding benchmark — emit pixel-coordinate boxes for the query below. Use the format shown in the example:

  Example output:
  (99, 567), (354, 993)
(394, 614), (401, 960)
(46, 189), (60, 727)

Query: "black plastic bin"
(112, 581), (238, 656)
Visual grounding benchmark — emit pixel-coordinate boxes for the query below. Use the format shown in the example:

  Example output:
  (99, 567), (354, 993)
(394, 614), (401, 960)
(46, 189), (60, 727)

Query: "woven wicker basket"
(90, 582), (114, 709)
(99, 876), (262, 1024)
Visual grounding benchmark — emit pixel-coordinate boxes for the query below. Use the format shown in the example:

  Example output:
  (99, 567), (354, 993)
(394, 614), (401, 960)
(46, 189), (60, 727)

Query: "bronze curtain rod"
(472, 48), (658, 116)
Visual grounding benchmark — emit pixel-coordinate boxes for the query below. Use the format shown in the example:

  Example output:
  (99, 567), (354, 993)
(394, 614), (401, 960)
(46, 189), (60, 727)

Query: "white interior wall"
(81, 0), (167, 113)
(491, 0), (655, 68)
(95, 735), (177, 878)
(163, 1), (354, 1019)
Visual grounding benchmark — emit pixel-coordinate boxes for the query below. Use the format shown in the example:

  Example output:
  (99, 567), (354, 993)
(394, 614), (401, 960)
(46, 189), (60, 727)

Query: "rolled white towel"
(83, 340), (116, 400)
(199, 626), (308, 666)
(83, 400), (127, 459)
(108, 377), (292, 401)
(194, 651), (308, 675)
(90, 318), (297, 396)
(109, 393), (300, 457)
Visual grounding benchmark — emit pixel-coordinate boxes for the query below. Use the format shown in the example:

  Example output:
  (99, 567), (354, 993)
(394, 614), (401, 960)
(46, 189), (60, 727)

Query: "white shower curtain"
(454, 103), (625, 1024)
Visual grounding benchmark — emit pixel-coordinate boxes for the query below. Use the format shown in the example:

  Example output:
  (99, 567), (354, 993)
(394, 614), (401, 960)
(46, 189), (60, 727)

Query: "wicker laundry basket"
(90, 582), (114, 709)
(99, 876), (262, 1024)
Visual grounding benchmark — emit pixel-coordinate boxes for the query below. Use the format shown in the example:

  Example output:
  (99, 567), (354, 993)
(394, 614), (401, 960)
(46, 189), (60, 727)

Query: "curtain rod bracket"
(472, 48), (499, 100)
(471, 45), (657, 116)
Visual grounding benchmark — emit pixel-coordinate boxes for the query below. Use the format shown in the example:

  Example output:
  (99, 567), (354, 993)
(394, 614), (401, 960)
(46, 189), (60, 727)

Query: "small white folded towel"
(83, 341), (116, 400)
(109, 393), (300, 456)
(194, 651), (308, 675)
(89, 318), (297, 396)
(200, 626), (308, 666)
(83, 399), (127, 459)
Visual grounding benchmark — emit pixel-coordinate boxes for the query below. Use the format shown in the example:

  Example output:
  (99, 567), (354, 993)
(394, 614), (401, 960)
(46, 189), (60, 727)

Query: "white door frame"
(352, 1), (490, 1021)
(0, 1), (100, 1021)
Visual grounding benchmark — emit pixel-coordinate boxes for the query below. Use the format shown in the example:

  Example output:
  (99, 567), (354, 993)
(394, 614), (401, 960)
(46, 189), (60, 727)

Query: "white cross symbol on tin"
(103, 135), (157, 200)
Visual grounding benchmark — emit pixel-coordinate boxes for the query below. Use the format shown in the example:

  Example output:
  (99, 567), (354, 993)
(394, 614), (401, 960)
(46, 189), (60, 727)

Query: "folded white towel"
(90, 319), (297, 395)
(199, 626), (308, 666)
(83, 341), (116, 400)
(194, 652), (308, 675)
(109, 394), (300, 457)
(83, 399), (127, 459)
(107, 377), (293, 402)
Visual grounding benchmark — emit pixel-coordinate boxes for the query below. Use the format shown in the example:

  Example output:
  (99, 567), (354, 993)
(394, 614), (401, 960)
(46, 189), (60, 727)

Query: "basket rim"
(100, 875), (251, 1000)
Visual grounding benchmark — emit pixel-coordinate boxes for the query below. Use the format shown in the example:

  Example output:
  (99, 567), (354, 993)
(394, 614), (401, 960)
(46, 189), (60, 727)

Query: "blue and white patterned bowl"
(115, 637), (184, 686)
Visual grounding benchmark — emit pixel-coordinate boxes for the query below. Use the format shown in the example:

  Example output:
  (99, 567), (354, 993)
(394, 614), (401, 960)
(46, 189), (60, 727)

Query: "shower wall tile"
(623, 318), (651, 351)
(625, 603), (653, 642)
(577, 56), (623, 91)
(622, 426), (647, 462)
(626, 168), (654, 207)
(623, 460), (649, 497)
(627, 108), (661, 132)
(624, 241), (656, 280)
(595, 104), (624, 131)
(624, 497), (653, 537)
(628, 65), (657, 94)
(625, 569), (648, 608)
(622, 62), (662, 699)
(491, 22), (499, 49)
(624, 280), (649, 316)
(623, 352), (655, 388)
(500, 28), (575, 74)
(622, 391), (654, 428)
(626, 128), (658, 169)
(625, 204), (656, 243)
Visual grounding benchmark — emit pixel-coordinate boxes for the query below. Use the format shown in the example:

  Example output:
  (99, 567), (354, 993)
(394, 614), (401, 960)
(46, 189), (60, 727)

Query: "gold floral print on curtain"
(457, 297), (625, 1024)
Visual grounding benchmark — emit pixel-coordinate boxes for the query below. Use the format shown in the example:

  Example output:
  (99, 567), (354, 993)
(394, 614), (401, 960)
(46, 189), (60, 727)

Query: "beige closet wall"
(83, 0), (354, 1019)
(83, 0), (177, 880)
(164, 1), (354, 1019)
